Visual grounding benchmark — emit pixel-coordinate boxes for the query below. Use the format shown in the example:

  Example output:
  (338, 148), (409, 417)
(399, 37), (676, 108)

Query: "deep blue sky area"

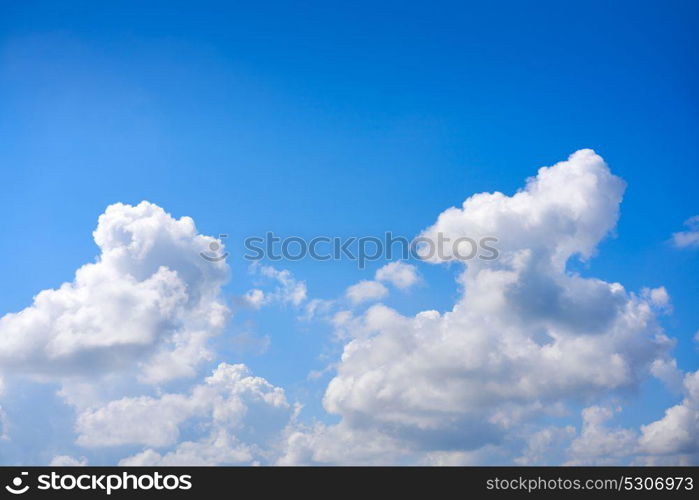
(0, 1), (697, 464)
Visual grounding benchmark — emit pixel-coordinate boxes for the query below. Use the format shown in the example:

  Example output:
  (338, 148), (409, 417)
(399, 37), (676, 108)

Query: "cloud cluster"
(345, 280), (388, 305)
(289, 150), (677, 463)
(80, 363), (293, 465)
(344, 262), (419, 305)
(239, 264), (307, 309)
(0, 150), (694, 466)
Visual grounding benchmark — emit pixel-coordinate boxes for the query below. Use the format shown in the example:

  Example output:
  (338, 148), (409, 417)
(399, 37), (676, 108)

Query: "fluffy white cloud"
(343, 262), (418, 307)
(345, 280), (389, 305)
(639, 370), (699, 459)
(239, 265), (308, 309)
(560, 370), (699, 465)
(0, 201), (229, 385)
(672, 215), (699, 249)
(419, 149), (626, 266)
(239, 289), (266, 310)
(515, 426), (575, 465)
(80, 363), (293, 465)
(566, 406), (637, 464)
(375, 262), (420, 289)
(301, 150), (675, 462)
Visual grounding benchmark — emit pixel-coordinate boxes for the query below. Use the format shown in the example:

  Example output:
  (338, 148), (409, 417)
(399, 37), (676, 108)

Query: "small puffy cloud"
(345, 280), (388, 305)
(239, 265), (307, 308)
(672, 216), (699, 249)
(239, 289), (266, 310)
(642, 286), (672, 314)
(375, 262), (420, 289)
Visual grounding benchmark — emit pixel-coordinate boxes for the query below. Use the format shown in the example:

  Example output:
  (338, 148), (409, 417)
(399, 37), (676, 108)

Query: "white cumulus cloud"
(639, 370), (699, 460)
(375, 262), (420, 289)
(0, 201), (230, 385)
(290, 150), (675, 463)
(345, 280), (389, 305)
(80, 363), (293, 465)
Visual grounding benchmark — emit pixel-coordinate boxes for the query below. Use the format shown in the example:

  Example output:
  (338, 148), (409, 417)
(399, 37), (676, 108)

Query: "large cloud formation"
(288, 150), (678, 463)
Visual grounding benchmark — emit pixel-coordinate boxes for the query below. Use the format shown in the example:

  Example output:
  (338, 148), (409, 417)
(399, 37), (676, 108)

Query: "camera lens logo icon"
(200, 234), (228, 262)
(6, 472), (29, 495)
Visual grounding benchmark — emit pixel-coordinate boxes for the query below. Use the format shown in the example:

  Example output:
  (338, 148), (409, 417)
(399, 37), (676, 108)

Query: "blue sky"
(0, 1), (697, 465)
